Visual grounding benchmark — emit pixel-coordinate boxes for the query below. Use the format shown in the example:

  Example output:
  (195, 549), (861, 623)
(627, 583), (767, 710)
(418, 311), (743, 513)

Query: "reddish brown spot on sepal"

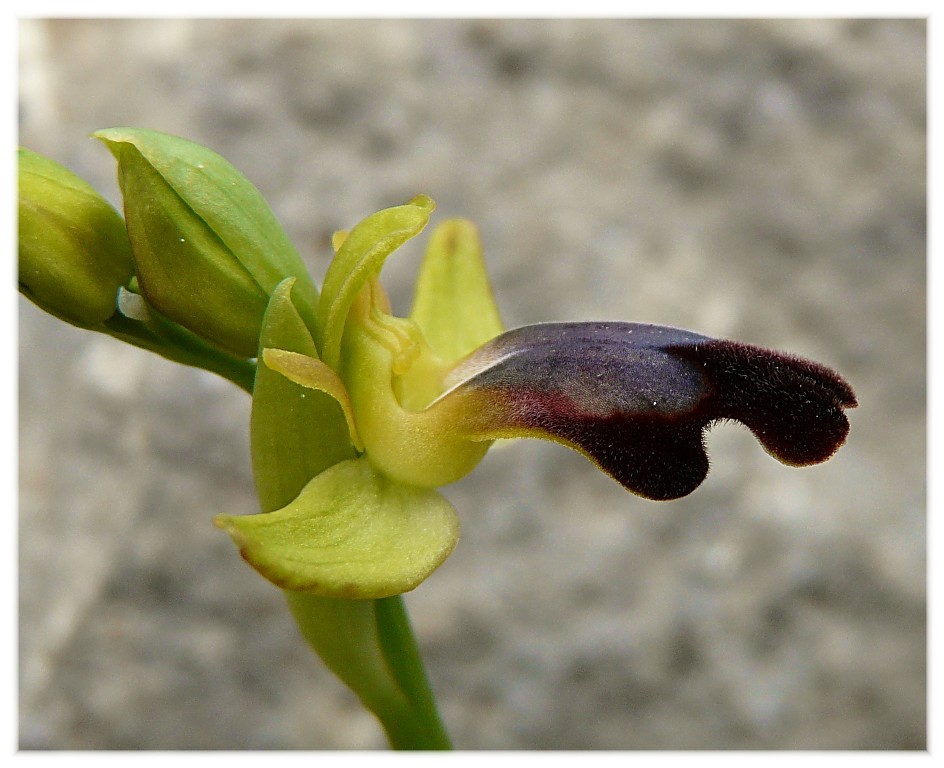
(447, 323), (856, 501)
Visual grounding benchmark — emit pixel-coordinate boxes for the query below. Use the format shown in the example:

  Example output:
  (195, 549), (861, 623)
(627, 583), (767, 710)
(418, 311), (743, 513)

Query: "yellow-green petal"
(215, 457), (460, 599)
(262, 348), (364, 451)
(410, 219), (503, 365)
(317, 195), (435, 370)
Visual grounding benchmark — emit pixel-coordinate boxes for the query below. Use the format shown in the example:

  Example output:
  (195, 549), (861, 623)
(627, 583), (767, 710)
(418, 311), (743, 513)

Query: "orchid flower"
(18, 129), (856, 749)
(209, 196), (856, 600)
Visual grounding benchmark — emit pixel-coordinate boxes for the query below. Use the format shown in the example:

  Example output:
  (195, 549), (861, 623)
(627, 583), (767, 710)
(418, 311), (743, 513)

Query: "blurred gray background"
(18, 19), (925, 750)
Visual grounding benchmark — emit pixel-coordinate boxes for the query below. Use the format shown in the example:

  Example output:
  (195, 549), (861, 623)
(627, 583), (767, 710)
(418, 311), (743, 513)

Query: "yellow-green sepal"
(410, 219), (504, 365)
(317, 195), (435, 370)
(214, 456), (460, 599)
(250, 277), (354, 513)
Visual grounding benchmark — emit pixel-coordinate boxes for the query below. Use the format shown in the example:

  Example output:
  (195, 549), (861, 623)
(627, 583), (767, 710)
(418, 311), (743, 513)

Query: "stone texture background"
(18, 19), (925, 750)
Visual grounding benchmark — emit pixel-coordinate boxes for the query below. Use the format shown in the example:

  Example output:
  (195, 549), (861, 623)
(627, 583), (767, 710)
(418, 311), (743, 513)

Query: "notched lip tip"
(828, 375), (858, 409)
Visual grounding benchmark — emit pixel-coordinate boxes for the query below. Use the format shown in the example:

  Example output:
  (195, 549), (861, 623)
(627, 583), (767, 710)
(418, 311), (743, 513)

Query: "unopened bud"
(18, 147), (134, 328)
(95, 128), (320, 358)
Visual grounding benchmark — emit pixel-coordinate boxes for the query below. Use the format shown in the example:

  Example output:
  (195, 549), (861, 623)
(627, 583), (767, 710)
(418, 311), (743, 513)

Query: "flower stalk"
(286, 592), (451, 750)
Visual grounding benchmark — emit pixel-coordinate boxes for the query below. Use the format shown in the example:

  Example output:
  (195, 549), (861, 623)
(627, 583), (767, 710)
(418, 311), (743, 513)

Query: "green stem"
(285, 592), (452, 750)
(104, 310), (257, 394)
(374, 596), (452, 750)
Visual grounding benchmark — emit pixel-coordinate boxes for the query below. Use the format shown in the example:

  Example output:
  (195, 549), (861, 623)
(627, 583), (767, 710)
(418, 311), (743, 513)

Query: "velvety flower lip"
(436, 322), (857, 501)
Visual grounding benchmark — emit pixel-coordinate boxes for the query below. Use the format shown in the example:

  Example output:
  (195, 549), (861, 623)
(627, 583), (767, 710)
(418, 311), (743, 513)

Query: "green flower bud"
(94, 128), (320, 358)
(18, 147), (134, 328)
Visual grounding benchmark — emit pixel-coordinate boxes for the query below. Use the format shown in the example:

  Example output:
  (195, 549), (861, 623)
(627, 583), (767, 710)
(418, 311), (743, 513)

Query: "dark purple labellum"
(444, 322), (857, 500)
